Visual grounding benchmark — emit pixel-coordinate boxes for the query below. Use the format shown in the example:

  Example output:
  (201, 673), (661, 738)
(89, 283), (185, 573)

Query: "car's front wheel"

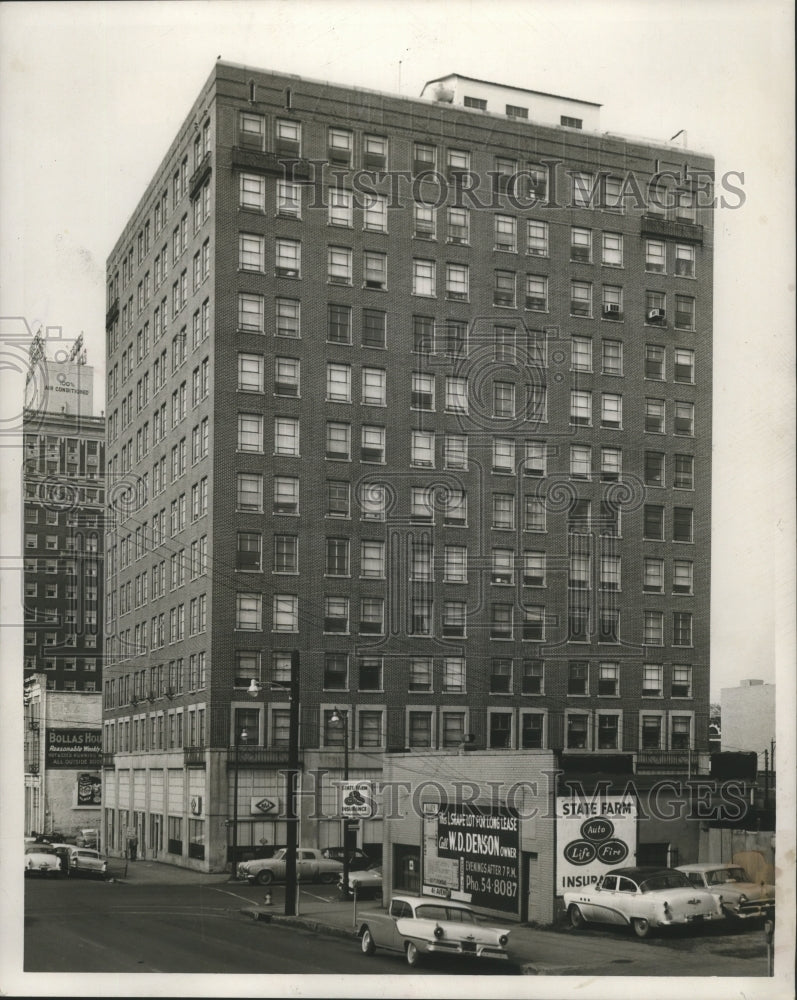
(320, 872), (338, 884)
(632, 917), (652, 939)
(360, 927), (375, 955)
(256, 869), (274, 886)
(405, 941), (422, 967)
(568, 904), (586, 930)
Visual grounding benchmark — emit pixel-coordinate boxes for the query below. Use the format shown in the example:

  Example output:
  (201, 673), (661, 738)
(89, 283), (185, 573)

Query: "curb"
(240, 908), (358, 941)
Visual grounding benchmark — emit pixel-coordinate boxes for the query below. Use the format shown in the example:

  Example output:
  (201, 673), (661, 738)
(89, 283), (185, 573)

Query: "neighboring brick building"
(102, 63), (713, 870)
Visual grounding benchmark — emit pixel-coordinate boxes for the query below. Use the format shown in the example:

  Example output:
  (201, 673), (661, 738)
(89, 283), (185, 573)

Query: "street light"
(230, 727), (248, 877)
(329, 707), (350, 895)
(245, 650), (300, 917)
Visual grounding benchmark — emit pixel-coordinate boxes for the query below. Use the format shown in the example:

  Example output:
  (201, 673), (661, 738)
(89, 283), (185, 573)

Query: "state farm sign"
(556, 794), (637, 895)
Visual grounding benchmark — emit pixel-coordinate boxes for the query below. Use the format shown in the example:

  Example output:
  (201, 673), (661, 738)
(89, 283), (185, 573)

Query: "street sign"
(341, 780), (375, 817)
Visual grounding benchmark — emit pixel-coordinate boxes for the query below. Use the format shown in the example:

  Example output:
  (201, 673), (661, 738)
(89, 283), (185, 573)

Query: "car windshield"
(706, 868), (748, 885)
(271, 849), (287, 860)
(26, 846), (56, 855)
(416, 905), (477, 923)
(639, 872), (692, 892)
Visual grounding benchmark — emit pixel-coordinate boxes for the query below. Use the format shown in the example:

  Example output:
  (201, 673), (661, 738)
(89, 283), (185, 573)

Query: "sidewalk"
(106, 856), (230, 886)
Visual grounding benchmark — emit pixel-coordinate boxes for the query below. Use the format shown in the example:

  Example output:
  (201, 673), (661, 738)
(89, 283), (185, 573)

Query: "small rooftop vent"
(433, 85), (454, 103)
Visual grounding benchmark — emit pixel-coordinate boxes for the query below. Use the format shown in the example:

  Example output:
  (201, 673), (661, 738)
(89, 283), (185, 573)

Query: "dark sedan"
(321, 847), (374, 871)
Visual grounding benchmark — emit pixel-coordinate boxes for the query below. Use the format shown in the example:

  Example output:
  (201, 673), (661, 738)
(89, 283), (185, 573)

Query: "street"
(23, 862), (770, 978)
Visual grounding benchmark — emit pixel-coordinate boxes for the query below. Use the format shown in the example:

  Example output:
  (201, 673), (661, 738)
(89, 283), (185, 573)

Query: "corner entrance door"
(393, 844), (421, 894)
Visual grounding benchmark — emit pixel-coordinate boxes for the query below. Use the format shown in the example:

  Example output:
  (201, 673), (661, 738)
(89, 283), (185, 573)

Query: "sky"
(0, 0), (793, 699)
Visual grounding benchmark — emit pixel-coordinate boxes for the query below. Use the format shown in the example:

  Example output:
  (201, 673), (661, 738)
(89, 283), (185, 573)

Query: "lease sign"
(423, 802), (520, 914)
(556, 794), (637, 895)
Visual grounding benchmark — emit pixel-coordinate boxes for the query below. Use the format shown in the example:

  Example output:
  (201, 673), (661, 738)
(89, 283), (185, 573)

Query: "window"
(598, 662), (619, 696)
(645, 451), (665, 487)
(277, 180), (301, 217)
(363, 133), (388, 169)
(238, 413), (263, 453)
(273, 534), (298, 574)
(275, 238), (300, 278)
(326, 362), (351, 403)
(237, 353), (264, 393)
(411, 372), (435, 410)
(442, 712), (466, 749)
(495, 214), (517, 252)
(675, 244), (695, 278)
(447, 206), (469, 244)
(358, 711), (383, 748)
(360, 540), (385, 578)
(521, 711), (544, 748)
(674, 401), (695, 436)
(409, 657), (432, 692)
(445, 376), (468, 412)
(364, 251), (387, 289)
(568, 661), (588, 695)
(641, 714), (663, 749)
(324, 653), (348, 690)
(360, 597), (384, 635)
(670, 715), (692, 750)
(672, 665), (692, 698)
(493, 270), (514, 307)
(361, 367), (386, 407)
(328, 187), (353, 227)
(328, 304), (351, 344)
(643, 557), (664, 593)
(674, 454), (694, 490)
(327, 245), (352, 284)
(324, 597), (349, 634)
(328, 127), (352, 164)
(493, 381), (515, 418)
(274, 594), (298, 633)
(237, 531), (262, 571)
(444, 488), (467, 526)
(444, 434), (467, 470)
(525, 275), (547, 311)
(492, 493), (515, 530)
(274, 475), (298, 515)
(444, 545), (467, 583)
(524, 440), (546, 477)
(275, 118), (301, 154)
(571, 336), (592, 372)
(524, 498), (546, 532)
(571, 280), (592, 317)
(326, 538), (350, 577)
(597, 713), (619, 749)
(676, 189), (696, 222)
(326, 480), (350, 518)
(602, 232), (623, 267)
(464, 95), (487, 110)
(326, 422), (351, 461)
(643, 504), (665, 540)
(645, 239), (666, 273)
(492, 437), (515, 474)
(644, 611), (664, 646)
(506, 103), (528, 118)
(527, 219), (548, 256)
(490, 658), (512, 693)
(408, 711), (433, 748)
(411, 430), (435, 468)
(410, 539), (432, 581)
(570, 389), (592, 426)
(602, 339), (623, 376)
(413, 202), (436, 240)
(443, 657), (466, 693)
(239, 233), (264, 271)
(240, 173), (265, 211)
(673, 506), (693, 542)
(570, 444), (591, 479)
(275, 298), (300, 338)
(443, 601), (466, 638)
(673, 611), (693, 646)
(410, 597), (432, 635)
(359, 483), (386, 520)
(362, 309), (386, 349)
(571, 227), (592, 263)
(674, 348), (695, 384)
(645, 398), (665, 433)
(447, 263), (469, 301)
(600, 555), (620, 593)
(674, 295), (695, 330)
(273, 416), (299, 456)
(491, 603), (513, 639)
(642, 665), (663, 697)
(569, 552), (590, 591)
(363, 193), (387, 232)
(239, 111), (265, 149)
(412, 259), (435, 297)
(599, 282), (623, 320)
(236, 593), (262, 630)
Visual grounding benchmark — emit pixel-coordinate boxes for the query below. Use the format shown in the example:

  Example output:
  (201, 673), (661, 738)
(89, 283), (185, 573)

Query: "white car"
(24, 845), (62, 877)
(51, 845), (108, 879)
(564, 866), (723, 938)
(677, 863), (775, 919)
(358, 894), (511, 966)
(339, 867), (383, 900)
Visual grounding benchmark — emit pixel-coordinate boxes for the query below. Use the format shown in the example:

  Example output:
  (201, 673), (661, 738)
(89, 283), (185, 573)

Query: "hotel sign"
(45, 728), (102, 769)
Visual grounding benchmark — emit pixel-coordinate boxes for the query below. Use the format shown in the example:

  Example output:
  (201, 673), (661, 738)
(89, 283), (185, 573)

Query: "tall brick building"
(102, 63), (712, 869)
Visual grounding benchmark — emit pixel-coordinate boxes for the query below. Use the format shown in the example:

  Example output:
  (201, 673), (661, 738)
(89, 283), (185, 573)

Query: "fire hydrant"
(263, 891), (272, 906)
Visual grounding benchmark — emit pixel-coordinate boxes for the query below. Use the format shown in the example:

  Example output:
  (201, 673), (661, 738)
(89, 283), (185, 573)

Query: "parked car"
(24, 845), (62, 877)
(76, 828), (99, 849)
(236, 847), (343, 886)
(321, 847), (374, 871)
(564, 867), (723, 938)
(50, 845), (108, 879)
(339, 867), (383, 900)
(677, 863), (775, 919)
(357, 894), (512, 967)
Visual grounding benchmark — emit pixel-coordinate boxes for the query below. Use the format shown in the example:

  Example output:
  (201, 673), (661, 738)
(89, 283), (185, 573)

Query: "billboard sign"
(45, 728), (102, 769)
(422, 801), (520, 914)
(76, 772), (101, 807)
(556, 793), (637, 895)
(340, 780), (375, 818)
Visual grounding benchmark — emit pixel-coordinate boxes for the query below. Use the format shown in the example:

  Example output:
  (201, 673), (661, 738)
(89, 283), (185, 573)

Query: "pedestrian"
(128, 835), (138, 861)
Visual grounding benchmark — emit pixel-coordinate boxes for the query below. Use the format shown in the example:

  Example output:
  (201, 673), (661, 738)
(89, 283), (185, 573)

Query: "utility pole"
(284, 649), (300, 916)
